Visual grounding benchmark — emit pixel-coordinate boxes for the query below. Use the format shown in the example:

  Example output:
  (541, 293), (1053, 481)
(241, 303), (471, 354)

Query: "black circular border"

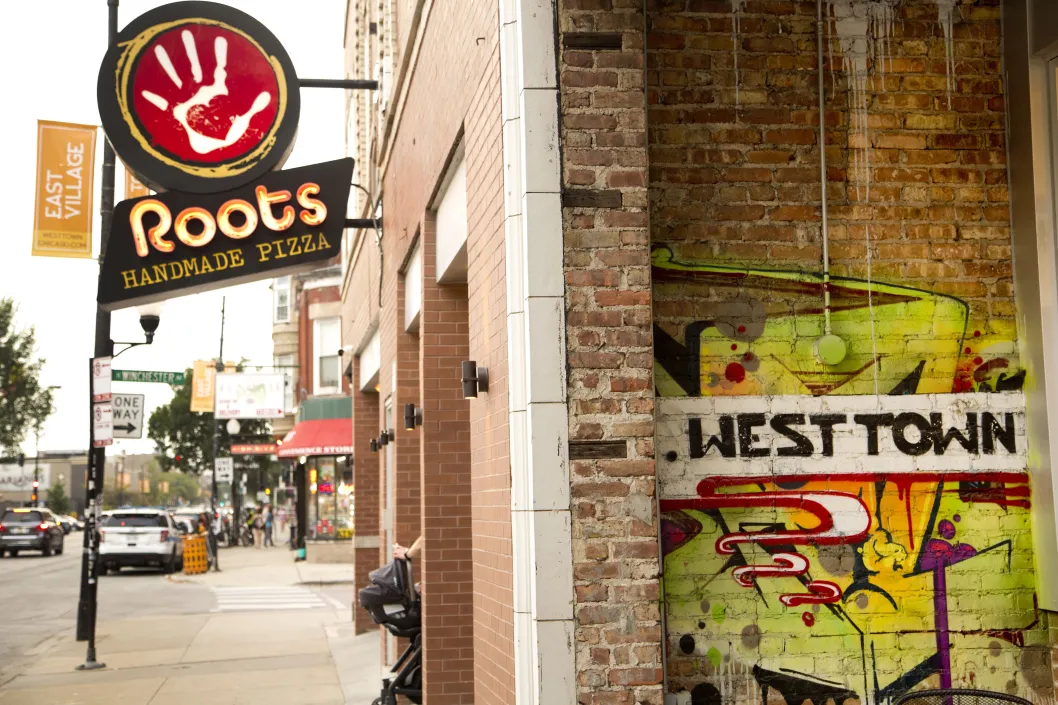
(98, 1), (300, 195)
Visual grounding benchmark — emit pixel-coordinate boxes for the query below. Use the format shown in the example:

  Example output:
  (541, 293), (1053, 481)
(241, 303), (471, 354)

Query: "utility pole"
(76, 0), (116, 671)
(32, 437), (39, 507)
(209, 297), (226, 571)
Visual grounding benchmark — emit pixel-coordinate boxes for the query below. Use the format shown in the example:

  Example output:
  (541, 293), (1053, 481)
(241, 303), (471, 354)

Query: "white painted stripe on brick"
(657, 393), (1029, 492)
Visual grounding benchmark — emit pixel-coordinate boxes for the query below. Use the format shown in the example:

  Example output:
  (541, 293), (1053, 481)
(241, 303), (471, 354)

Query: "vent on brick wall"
(569, 440), (627, 460)
(562, 189), (623, 209)
(562, 32), (623, 51)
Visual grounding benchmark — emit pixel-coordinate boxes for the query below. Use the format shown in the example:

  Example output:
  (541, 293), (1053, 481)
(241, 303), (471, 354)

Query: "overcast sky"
(0, 0), (347, 455)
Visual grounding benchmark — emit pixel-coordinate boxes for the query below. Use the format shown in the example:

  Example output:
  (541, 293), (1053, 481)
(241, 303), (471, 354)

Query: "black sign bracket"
(299, 79), (378, 90)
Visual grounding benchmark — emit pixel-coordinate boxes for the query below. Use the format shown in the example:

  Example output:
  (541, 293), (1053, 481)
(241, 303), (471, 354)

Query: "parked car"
(100, 508), (183, 573)
(68, 515), (85, 531)
(0, 508), (65, 557)
(55, 515), (77, 534)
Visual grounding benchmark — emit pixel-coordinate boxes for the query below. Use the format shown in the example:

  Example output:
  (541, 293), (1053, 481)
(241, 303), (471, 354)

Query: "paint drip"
(732, 0), (745, 109)
(937, 0), (957, 108)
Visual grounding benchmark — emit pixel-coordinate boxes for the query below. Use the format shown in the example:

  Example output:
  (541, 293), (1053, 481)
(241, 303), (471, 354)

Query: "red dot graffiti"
(802, 612), (815, 627)
(725, 362), (746, 383)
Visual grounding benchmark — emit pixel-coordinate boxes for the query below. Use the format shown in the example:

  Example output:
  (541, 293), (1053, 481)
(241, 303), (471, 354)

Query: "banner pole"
(76, 0), (117, 669)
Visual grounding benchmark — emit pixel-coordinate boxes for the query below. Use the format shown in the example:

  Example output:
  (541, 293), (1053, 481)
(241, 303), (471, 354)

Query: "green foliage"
(0, 299), (54, 454)
(47, 481), (69, 515)
(147, 365), (272, 475)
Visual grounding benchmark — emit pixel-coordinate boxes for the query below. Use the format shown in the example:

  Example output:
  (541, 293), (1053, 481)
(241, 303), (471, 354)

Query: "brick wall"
(418, 219), (476, 704)
(649, 0), (1015, 388)
(558, 1), (663, 703)
(464, 39), (516, 705)
(646, 1), (1051, 703)
(350, 355), (381, 635)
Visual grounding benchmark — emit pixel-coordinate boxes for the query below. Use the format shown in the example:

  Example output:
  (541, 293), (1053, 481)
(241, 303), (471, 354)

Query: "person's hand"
(393, 543), (408, 560)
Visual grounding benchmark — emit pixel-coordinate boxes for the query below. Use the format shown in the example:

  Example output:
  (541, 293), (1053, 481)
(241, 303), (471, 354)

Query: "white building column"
(499, 0), (576, 703)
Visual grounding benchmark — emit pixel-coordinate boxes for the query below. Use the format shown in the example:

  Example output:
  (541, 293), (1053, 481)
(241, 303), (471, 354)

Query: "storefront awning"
(278, 418), (353, 458)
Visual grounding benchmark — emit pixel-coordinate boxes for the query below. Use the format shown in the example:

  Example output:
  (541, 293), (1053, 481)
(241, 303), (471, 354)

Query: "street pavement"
(0, 544), (381, 705)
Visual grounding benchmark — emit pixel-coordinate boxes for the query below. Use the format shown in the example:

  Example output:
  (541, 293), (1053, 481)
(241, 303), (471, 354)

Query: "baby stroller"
(358, 558), (422, 705)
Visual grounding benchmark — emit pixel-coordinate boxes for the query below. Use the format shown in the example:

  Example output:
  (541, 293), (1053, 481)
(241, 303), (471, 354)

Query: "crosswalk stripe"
(210, 585), (328, 612)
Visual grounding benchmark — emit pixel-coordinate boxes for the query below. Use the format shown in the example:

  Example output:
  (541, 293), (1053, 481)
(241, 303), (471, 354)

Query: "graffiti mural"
(659, 467), (1046, 705)
(652, 246), (1025, 400)
(654, 248), (1046, 704)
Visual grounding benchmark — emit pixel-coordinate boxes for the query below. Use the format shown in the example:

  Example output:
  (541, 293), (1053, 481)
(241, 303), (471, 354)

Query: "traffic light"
(31, 480), (38, 504)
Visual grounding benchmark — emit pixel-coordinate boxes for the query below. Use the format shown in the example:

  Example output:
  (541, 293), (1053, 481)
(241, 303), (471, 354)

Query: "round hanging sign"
(98, 1), (300, 194)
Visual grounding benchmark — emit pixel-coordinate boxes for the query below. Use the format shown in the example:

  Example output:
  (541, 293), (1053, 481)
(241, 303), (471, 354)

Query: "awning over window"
(278, 417), (352, 458)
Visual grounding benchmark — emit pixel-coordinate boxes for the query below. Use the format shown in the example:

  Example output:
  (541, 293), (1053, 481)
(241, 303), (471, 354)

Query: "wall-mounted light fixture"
(369, 439), (378, 453)
(404, 403), (423, 430)
(461, 361), (489, 399)
(379, 430), (389, 446)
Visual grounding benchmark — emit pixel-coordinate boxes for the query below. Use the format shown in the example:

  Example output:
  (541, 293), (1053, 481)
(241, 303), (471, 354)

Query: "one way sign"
(112, 394), (145, 439)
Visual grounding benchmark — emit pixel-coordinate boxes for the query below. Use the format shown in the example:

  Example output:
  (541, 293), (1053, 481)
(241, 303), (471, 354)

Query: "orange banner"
(124, 169), (150, 200)
(190, 360), (216, 414)
(32, 120), (97, 258)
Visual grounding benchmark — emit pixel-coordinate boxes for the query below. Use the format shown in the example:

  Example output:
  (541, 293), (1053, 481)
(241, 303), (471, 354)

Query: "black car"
(0, 508), (65, 557)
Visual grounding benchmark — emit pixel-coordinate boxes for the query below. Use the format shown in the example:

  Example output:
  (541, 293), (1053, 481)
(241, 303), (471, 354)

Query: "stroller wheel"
(371, 699), (383, 705)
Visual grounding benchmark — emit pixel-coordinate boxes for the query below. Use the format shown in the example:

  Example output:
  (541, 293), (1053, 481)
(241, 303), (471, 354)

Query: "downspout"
(818, 0), (830, 334)
(814, 0), (847, 366)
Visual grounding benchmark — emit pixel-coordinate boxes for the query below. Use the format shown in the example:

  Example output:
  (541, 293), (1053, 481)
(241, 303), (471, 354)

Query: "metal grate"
(895, 689), (1033, 705)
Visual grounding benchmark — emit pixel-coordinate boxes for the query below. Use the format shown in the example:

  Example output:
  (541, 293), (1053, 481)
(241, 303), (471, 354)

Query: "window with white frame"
(274, 353), (295, 412)
(314, 317), (341, 394)
(273, 276), (291, 323)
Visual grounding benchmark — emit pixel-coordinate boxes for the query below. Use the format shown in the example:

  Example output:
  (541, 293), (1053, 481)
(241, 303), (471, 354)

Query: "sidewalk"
(0, 548), (380, 705)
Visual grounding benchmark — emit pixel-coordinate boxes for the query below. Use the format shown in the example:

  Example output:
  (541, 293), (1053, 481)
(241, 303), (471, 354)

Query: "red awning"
(278, 418), (353, 458)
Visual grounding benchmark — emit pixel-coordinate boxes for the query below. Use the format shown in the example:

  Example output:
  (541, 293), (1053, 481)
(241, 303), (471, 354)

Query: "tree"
(47, 481), (69, 515)
(0, 299), (55, 455)
(147, 365), (272, 475)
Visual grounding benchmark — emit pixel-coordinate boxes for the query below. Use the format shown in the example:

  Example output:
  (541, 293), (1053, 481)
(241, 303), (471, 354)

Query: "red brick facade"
(343, 0), (511, 702)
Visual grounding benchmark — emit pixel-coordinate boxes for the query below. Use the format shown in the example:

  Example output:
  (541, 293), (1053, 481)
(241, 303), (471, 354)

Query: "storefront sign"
(98, 159), (352, 310)
(215, 372), (284, 419)
(230, 443), (277, 455)
(0, 464), (50, 493)
(124, 170), (150, 200)
(33, 120), (97, 259)
(97, 1), (300, 194)
(190, 360), (216, 413)
(656, 393), (1027, 488)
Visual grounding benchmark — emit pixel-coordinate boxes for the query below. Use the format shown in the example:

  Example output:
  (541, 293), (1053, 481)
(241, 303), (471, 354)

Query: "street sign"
(231, 443), (277, 455)
(92, 403), (113, 448)
(112, 369), (184, 385)
(215, 457), (234, 484)
(91, 356), (112, 402)
(112, 394), (145, 439)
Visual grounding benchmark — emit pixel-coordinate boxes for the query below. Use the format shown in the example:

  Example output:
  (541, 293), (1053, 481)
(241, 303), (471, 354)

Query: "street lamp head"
(136, 302), (163, 344)
(226, 419), (241, 435)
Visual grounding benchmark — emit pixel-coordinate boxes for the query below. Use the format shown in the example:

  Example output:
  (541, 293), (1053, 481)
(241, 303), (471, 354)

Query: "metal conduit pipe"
(814, 0), (848, 366)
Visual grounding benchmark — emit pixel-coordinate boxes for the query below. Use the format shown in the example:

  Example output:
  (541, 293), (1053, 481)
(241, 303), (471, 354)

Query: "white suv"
(100, 509), (183, 574)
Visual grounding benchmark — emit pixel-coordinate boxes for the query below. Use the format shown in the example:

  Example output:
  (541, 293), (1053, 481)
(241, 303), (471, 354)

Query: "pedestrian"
(263, 505), (274, 547)
(252, 510), (265, 548)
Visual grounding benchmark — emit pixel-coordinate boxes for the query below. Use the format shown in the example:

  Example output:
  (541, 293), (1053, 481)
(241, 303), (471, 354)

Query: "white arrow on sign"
(112, 393), (145, 439)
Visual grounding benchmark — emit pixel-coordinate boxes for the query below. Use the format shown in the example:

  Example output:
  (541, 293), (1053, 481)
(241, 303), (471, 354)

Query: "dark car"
(0, 508), (65, 557)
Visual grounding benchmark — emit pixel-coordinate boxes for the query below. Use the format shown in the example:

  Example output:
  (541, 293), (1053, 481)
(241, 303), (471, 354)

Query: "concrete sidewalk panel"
(0, 676), (165, 705)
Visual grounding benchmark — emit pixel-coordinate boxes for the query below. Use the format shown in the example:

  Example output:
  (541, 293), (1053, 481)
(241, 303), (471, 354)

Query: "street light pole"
(76, 0), (117, 670)
(209, 297), (226, 571)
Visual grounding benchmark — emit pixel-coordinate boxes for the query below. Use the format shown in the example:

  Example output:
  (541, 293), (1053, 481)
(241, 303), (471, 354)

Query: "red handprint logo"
(131, 23), (280, 164)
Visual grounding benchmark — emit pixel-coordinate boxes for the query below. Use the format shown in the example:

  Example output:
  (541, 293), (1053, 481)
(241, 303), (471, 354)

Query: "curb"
(297, 579), (356, 586)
